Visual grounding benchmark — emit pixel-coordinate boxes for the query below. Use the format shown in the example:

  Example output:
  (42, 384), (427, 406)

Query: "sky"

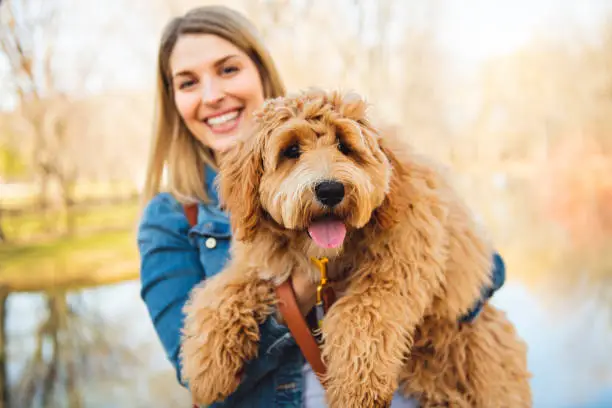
(437, 0), (612, 69)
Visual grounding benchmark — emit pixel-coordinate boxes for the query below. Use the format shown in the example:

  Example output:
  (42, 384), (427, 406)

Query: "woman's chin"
(211, 135), (241, 154)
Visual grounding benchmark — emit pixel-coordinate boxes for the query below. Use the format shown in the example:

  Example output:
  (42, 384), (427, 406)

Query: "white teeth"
(206, 110), (240, 126)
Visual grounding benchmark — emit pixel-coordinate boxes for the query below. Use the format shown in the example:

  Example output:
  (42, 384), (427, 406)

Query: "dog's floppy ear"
(217, 132), (264, 242)
(371, 127), (411, 230)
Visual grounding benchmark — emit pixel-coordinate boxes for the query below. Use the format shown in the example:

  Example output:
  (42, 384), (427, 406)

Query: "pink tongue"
(308, 219), (347, 249)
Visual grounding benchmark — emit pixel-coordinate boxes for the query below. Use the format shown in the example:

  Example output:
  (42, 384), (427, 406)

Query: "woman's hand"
(274, 272), (318, 325)
(276, 271), (350, 324)
(292, 271), (319, 317)
(274, 273), (318, 326)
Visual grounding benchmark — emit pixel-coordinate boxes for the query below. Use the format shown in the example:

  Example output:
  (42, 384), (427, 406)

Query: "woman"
(137, 5), (505, 407)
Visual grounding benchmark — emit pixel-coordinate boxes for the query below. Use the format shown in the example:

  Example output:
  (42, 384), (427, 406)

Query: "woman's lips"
(203, 108), (243, 134)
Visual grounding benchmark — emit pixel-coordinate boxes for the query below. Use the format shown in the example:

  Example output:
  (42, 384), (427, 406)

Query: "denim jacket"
(138, 167), (506, 408)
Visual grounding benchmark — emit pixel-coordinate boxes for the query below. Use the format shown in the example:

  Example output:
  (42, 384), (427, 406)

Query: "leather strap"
(184, 203), (200, 408)
(184, 203), (198, 227)
(276, 279), (327, 381)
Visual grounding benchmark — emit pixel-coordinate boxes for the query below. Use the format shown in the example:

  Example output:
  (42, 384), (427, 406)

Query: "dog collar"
(311, 257), (336, 330)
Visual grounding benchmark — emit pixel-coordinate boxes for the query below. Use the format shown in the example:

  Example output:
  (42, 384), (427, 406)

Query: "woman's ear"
(218, 132), (264, 242)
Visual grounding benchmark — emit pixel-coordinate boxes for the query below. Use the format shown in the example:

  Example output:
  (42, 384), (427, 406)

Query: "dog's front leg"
(320, 258), (433, 408)
(180, 265), (276, 405)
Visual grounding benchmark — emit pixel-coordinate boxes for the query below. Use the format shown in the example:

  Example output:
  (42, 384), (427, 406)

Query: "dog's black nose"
(315, 181), (345, 207)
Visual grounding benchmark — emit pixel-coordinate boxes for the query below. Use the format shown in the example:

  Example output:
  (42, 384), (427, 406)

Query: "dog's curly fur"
(180, 89), (532, 407)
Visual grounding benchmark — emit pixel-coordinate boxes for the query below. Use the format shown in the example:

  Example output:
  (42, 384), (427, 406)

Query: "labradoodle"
(181, 89), (532, 407)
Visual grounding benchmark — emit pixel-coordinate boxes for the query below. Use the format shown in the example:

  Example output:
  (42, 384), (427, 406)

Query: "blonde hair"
(142, 5), (286, 206)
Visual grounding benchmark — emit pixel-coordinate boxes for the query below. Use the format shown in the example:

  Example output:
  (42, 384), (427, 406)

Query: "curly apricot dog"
(181, 89), (532, 407)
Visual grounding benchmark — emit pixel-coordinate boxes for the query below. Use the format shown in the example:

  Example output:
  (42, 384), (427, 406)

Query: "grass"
(2, 200), (139, 242)
(0, 229), (140, 293)
(1, 180), (138, 209)
(0, 198), (142, 293)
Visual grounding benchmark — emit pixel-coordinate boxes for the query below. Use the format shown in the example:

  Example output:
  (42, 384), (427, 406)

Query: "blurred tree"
(0, 113), (29, 243)
(471, 18), (612, 164)
(529, 20), (612, 251)
(237, 0), (448, 160)
(469, 16), (612, 291)
(0, 0), (72, 214)
(0, 0), (153, 234)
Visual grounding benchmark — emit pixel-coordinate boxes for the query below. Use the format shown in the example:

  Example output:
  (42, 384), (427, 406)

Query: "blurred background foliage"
(1, 0), (611, 407)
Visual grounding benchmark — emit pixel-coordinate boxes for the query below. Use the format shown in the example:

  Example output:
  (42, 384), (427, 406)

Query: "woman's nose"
(201, 76), (224, 105)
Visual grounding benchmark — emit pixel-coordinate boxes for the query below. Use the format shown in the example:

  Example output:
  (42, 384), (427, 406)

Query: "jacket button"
(205, 237), (217, 249)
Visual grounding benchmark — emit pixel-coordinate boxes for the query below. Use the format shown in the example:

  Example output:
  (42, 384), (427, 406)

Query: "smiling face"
(170, 34), (265, 153)
(219, 90), (393, 257)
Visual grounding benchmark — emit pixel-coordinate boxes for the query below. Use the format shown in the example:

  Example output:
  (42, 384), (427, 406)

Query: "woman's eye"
(282, 144), (301, 159)
(220, 65), (239, 76)
(178, 79), (196, 90)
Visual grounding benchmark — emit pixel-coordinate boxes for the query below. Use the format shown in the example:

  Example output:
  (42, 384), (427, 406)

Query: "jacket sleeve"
(137, 193), (295, 400)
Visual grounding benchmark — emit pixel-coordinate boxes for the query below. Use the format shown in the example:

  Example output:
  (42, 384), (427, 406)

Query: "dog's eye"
(282, 144), (301, 159)
(337, 140), (351, 155)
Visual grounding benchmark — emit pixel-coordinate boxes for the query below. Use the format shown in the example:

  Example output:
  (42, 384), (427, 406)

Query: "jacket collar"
(205, 165), (220, 207)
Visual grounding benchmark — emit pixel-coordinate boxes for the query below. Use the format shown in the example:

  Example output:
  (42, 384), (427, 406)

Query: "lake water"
(5, 278), (612, 407)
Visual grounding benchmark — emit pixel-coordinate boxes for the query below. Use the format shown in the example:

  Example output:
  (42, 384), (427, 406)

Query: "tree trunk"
(46, 295), (62, 407)
(59, 179), (76, 237)
(0, 288), (10, 408)
(0, 213), (6, 243)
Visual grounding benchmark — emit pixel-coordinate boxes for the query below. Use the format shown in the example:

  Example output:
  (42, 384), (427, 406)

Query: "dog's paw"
(324, 381), (393, 408)
(323, 371), (395, 408)
(321, 297), (403, 408)
(187, 360), (242, 405)
(181, 287), (261, 405)
(181, 311), (257, 404)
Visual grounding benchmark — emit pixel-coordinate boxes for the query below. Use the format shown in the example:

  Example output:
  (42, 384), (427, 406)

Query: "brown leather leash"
(276, 256), (336, 383)
(184, 203), (198, 229)
(276, 278), (328, 380)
